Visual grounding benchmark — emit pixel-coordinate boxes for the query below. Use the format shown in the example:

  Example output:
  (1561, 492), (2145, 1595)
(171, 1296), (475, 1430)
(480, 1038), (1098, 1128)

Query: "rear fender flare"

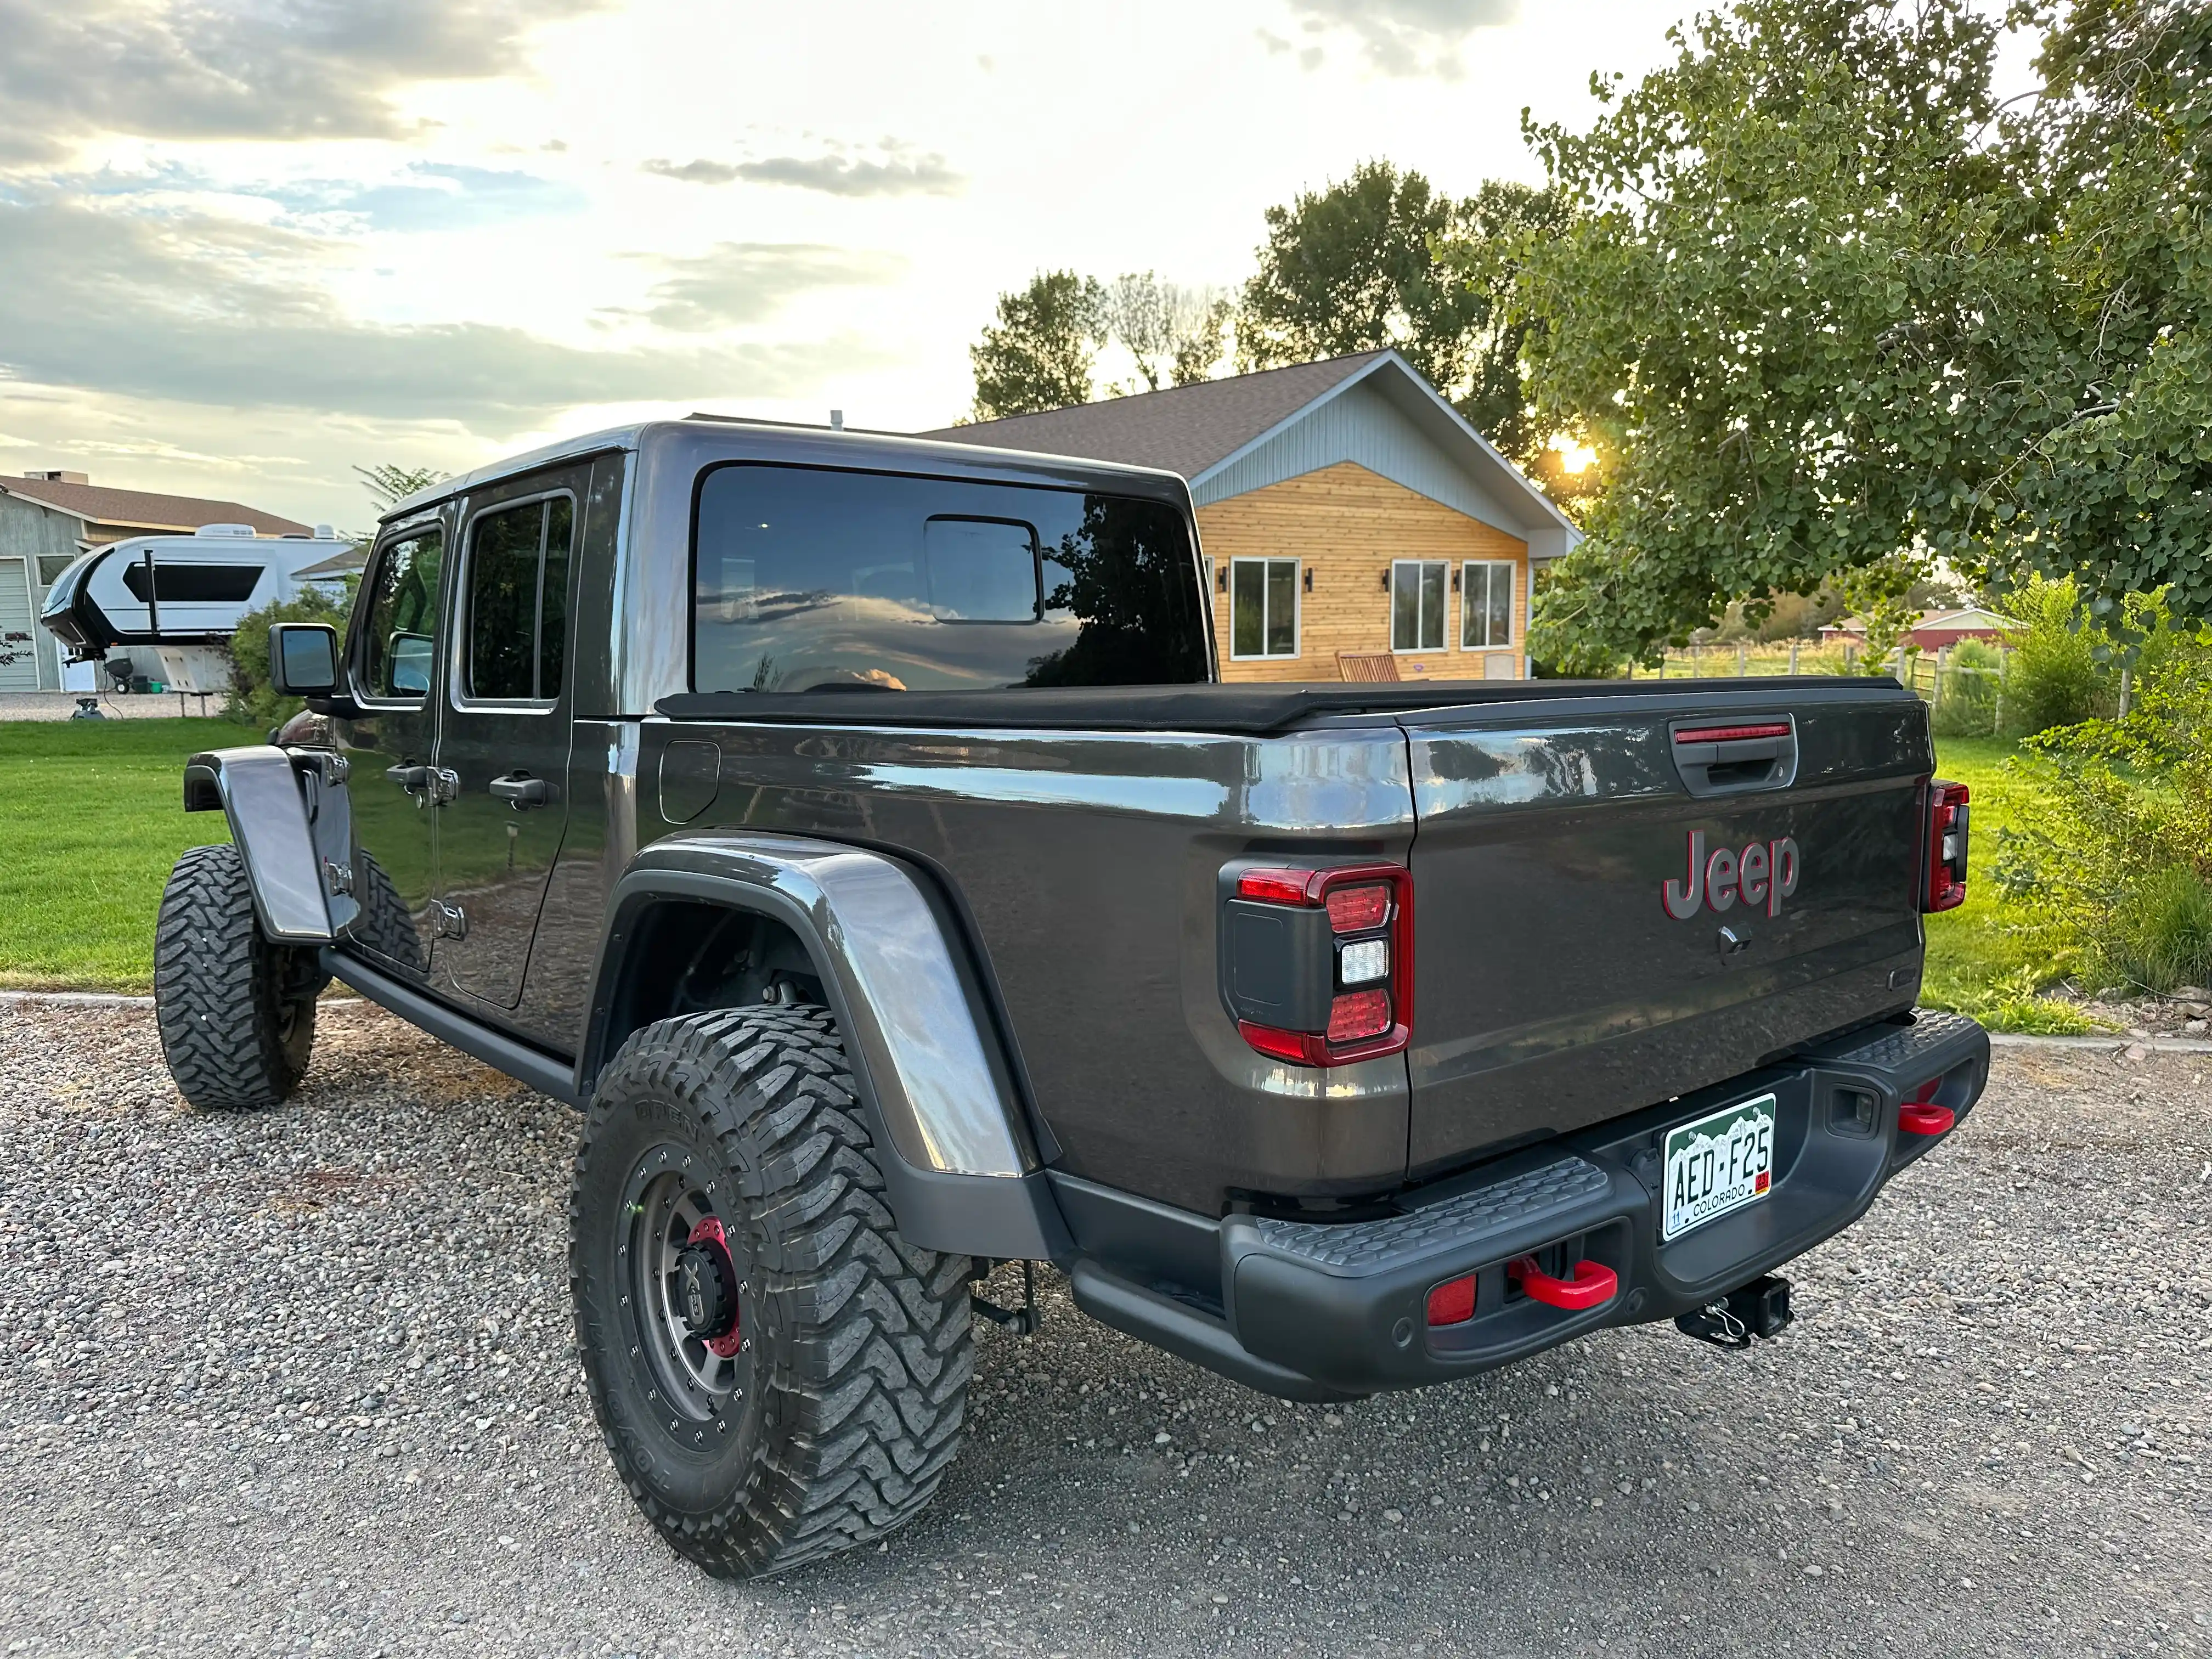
(582, 834), (1071, 1263)
(181, 746), (342, 945)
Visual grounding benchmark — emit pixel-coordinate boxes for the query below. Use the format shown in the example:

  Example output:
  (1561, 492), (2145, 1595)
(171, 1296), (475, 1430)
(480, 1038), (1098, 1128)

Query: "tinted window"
(358, 526), (444, 700)
(463, 494), (575, 702)
(691, 465), (1207, 693)
(121, 562), (264, 603)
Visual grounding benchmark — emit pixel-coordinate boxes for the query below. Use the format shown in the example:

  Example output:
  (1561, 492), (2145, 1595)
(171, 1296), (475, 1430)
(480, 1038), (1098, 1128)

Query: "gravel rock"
(1, 1001), (2207, 1656)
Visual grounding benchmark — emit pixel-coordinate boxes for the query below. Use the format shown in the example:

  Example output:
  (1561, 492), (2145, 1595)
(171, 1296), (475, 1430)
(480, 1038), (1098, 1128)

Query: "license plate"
(1661, 1093), (1778, 1241)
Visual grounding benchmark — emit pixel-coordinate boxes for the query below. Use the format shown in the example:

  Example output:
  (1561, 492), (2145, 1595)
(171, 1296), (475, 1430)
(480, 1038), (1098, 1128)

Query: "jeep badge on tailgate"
(1662, 830), (1801, 919)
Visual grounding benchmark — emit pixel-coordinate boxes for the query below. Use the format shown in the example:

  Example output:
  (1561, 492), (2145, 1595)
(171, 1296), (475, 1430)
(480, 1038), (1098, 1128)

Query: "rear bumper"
(1068, 1010), (1988, 1400)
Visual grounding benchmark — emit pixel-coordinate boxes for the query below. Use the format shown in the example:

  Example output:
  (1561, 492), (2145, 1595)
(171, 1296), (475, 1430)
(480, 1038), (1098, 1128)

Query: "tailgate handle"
(1508, 1256), (1618, 1311)
(1671, 718), (1798, 797)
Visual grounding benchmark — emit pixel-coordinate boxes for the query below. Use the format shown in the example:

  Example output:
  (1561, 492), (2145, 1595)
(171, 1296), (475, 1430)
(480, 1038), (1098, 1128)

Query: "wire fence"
(1628, 641), (2014, 736)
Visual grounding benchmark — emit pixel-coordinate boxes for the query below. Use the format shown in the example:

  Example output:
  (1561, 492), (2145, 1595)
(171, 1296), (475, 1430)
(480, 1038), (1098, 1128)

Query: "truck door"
(336, 514), (447, 982)
(429, 470), (582, 1011)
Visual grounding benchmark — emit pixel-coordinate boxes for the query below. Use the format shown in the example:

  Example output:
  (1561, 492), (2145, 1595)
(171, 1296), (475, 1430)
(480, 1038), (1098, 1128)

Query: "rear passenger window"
(690, 465), (1207, 693)
(462, 494), (574, 703)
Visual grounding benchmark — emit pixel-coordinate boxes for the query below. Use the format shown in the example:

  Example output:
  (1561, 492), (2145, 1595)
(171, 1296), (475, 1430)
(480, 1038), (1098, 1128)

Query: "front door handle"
(385, 763), (430, 792)
(488, 772), (554, 809)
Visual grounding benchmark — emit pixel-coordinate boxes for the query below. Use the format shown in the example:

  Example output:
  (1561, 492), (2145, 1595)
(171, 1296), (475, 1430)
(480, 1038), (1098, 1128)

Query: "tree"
(1993, 0), (2212, 635)
(1101, 272), (1232, 391)
(355, 464), (445, 514)
(1430, 179), (1575, 466)
(968, 271), (1105, 420)
(1515, 0), (2052, 673)
(1238, 160), (1483, 396)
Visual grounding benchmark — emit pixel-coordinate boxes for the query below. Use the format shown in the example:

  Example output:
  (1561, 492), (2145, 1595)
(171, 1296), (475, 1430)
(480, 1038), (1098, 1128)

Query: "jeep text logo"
(1662, 831), (1799, 920)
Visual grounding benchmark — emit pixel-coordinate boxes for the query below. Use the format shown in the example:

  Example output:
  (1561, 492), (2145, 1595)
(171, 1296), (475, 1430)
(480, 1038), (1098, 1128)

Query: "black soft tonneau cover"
(655, 677), (1880, 736)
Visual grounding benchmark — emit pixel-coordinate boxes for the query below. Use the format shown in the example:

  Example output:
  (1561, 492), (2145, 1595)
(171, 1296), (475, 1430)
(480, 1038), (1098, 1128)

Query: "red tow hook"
(1898, 1078), (1955, 1136)
(1508, 1256), (1618, 1311)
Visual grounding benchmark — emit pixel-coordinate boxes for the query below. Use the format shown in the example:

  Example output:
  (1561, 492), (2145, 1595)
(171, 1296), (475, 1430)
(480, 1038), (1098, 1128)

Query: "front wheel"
(569, 1005), (973, 1577)
(153, 843), (324, 1110)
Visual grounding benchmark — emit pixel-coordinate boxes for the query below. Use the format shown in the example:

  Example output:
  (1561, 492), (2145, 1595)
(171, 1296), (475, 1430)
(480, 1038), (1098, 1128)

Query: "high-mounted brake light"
(1923, 780), (1971, 912)
(1675, 722), (1792, 745)
(1223, 862), (1413, 1068)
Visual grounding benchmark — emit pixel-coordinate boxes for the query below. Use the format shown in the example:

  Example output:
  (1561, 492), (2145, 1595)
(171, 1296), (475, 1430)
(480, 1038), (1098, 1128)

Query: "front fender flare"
(182, 746), (342, 945)
(583, 833), (1071, 1263)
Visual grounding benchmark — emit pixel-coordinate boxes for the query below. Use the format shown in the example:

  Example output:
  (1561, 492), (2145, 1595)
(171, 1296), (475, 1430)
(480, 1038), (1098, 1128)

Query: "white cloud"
(621, 243), (906, 333)
(643, 146), (965, 198)
(0, 200), (889, 430)
(0, 0), (613, 162)
(1283, 0), (1522, 78)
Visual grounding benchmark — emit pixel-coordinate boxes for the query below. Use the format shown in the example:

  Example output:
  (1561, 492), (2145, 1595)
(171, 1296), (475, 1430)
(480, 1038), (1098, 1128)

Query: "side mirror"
(269, 622), (339, 696)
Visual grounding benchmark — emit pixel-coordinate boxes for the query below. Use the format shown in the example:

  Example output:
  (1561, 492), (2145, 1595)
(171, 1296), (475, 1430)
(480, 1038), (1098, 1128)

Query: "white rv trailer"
(40, 523), (347, 692)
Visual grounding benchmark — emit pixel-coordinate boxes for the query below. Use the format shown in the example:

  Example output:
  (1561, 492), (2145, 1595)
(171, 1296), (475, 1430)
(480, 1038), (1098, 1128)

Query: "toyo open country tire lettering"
(153, 843), (325, 1111)
(569, 1005), (973, 1576)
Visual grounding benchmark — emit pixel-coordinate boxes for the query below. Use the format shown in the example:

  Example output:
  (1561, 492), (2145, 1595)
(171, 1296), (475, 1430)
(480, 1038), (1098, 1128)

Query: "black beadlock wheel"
(153, 843), (325, 1111)
(569, 1005), (973, 1577)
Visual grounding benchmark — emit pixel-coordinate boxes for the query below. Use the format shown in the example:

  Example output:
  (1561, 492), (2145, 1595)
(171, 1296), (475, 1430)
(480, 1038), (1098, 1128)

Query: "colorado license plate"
(1661, 1094), (1777, 1241)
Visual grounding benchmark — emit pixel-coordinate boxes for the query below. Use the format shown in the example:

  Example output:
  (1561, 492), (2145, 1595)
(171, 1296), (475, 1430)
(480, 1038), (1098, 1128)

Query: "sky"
(0, 0), (1716, 532)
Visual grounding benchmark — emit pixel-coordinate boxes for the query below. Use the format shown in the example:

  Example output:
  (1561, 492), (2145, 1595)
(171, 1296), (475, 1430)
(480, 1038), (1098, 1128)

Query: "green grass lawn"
(0, 719), (2103, 1029)
(1920, 736), (2105, 1034)
(0, 718), (244, 992)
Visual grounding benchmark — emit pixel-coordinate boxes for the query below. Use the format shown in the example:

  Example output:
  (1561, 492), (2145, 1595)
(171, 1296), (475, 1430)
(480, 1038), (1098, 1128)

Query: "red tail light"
(1923, 780), (1970, 912)
(1224, 862), (1412, 1067)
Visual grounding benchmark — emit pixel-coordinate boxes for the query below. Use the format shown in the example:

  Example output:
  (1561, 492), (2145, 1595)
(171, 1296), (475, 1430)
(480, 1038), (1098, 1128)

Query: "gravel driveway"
(2, 1000), (2207, 1658)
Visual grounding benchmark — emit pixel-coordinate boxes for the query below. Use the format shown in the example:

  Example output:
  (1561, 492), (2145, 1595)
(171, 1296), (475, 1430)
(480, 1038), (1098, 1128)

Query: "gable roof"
(918, 352), (1389, 479)
(0, 476), (311, 538)
(919, 349), (1579, 558)
(292, 546), (369, 578)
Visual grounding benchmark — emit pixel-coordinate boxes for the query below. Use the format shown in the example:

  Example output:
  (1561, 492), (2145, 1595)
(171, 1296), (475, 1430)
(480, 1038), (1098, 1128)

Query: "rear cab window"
(690, 464), (1209, 693)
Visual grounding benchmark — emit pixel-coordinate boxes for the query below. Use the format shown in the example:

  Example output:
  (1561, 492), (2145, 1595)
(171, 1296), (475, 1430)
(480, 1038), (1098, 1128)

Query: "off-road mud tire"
(570, 1005), (972, 1577)
(153, 843), (323, 1110)
(345, 849), (424, 974)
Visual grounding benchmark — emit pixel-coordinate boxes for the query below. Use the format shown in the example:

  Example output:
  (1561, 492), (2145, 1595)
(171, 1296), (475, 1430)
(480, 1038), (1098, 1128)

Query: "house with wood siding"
(921, 350), (1578, 682)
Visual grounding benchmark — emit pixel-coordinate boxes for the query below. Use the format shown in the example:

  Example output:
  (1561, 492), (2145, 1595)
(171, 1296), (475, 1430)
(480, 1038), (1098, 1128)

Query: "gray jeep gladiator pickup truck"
(129, 417), (1987, 1576)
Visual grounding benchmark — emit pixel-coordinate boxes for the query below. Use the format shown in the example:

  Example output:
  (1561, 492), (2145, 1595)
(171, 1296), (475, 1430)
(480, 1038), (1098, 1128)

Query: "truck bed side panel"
(640, 719), (1418, 1216)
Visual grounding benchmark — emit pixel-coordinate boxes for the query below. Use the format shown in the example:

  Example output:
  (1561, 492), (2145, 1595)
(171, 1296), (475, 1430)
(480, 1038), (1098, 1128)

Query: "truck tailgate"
(1399, 683), (1931, 1177)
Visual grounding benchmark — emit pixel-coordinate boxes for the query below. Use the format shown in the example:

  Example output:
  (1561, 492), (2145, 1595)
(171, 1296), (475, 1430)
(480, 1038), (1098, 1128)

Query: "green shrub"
(1931, 637), (2002, 737)
(1996, 577), (2111, 736)
(2104, 866), (2212, 995)
(1991, 606), (2212, 992)
(224, 583), (352, 732)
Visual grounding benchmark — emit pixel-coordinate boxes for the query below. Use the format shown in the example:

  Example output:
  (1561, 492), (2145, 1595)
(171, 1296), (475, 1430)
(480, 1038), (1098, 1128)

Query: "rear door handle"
(488, 772), (554, 809)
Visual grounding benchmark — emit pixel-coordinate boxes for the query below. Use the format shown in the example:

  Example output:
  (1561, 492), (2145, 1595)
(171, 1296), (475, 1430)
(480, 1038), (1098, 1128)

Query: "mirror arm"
(304, 691), (366, 720)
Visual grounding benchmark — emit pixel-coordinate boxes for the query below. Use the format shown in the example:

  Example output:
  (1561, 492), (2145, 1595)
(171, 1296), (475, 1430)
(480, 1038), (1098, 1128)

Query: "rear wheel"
(569, 1005), (972, 1577)
(153, 843), (324, 1110)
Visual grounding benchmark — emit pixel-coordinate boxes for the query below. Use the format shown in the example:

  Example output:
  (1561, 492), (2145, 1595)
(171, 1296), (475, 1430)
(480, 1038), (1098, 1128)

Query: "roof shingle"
(917, 352), (1388, 478)
(0, 476), (311, 538)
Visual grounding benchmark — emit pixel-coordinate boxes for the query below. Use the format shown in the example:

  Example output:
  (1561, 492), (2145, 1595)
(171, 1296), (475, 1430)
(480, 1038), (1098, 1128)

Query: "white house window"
(1231, 557), (1299, 658)
(1463, 560), (1514, 648)
(1391, 560), (1447, 652)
